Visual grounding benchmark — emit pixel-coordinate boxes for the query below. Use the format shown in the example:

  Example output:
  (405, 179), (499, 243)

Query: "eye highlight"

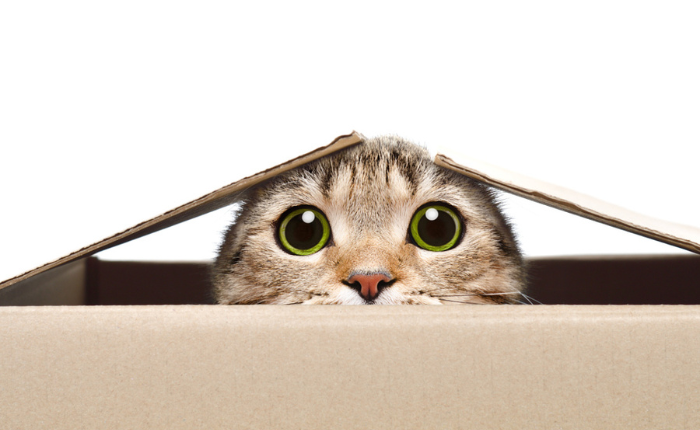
(409, 203), (463, 252)
(278, 206), (331, 255)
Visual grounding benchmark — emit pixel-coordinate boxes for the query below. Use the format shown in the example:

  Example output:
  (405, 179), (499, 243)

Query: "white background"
(1, 1), (699, 283)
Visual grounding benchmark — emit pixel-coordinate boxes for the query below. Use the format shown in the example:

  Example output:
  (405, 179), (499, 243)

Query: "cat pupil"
(287, 213), (323, 250)
(418, 210), (455, 247)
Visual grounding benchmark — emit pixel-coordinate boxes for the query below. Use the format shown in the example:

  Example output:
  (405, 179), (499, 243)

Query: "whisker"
(433, 291), (522, 297)
(483, 291), (521, 296)
(438, 298), (486, 305)
(431, 290), (541, 305)
(519, 291), (543, 305)
(432, 294), (480, 297)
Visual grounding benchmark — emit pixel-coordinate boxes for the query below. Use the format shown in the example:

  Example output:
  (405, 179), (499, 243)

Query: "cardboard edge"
(0, 132), (365, 291)
(434, 151), (700, 255)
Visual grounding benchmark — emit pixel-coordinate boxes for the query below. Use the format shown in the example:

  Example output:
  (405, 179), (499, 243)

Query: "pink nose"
(346, 273), (392, 301)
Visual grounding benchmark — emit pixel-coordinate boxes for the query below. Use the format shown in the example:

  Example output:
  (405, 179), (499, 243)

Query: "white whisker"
(519, 291), (542, 305)
(438, 298), (486, 305)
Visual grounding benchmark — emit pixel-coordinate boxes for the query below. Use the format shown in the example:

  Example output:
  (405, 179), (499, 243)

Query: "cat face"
(212, 136), (525, 305)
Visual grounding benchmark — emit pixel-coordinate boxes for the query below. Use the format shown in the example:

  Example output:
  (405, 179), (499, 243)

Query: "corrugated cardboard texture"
(0, 132), (363, 291)
(435, 150), (700, 254)
(1, 305), (699, 429)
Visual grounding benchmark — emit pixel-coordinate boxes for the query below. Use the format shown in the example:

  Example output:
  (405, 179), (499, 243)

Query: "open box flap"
(0, 132), (363, 291)
(435, 149), (700, 254)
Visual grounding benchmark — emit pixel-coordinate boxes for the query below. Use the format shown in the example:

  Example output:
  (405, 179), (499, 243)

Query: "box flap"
(0, 132), (363, 291)
(435, 149), (700, 254)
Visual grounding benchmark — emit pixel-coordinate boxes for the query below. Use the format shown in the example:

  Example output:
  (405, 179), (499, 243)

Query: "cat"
(212, 135), (526, 305)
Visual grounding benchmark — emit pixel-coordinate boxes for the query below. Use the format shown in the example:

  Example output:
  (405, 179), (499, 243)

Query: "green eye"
(278, 207), (331, 255)
(409, 204), (463, 252)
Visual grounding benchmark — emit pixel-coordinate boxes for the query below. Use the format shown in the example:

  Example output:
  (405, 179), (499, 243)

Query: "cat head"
(212, 136), (525, 304)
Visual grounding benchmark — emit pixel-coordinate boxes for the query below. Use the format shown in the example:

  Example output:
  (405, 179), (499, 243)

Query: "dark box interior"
(2, 254), (699, 306)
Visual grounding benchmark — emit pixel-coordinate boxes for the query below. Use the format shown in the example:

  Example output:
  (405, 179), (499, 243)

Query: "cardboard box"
(2, 132), (700, 429)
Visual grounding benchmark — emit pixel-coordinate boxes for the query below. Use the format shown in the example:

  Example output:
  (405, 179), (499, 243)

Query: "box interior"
(2, 254), (699, 306)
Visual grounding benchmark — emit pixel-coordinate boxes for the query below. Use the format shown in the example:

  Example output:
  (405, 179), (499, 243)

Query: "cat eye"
(409, 203), (463, 252)
(278, 206), (331, 256)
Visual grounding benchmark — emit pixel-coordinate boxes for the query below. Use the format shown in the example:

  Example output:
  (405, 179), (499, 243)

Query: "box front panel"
(1, 306), (699, 429)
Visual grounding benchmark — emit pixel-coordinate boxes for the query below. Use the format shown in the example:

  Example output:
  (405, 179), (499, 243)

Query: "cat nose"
(345, 272), (393, 301)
